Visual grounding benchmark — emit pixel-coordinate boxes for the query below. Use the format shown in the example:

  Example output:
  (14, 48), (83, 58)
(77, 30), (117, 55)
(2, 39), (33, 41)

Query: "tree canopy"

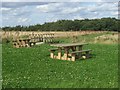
(2, 17), (119, 32)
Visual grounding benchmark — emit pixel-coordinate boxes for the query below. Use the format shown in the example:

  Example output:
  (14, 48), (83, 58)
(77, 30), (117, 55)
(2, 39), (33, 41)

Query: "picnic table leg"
(64, 48), (69, 60)
(78, 45), (83, 58)
(86, 51), (91, 58)
(78, 45), (82, 51)
(58, 48), (62, 59)
(71, 53), (75, 61)
(50, 51), (54, 58)
(71, 46), (76, 51)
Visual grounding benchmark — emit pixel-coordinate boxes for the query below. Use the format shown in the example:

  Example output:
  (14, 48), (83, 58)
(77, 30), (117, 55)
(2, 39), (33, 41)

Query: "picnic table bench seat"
(70, 49), (92, 61)
(49, 48), (59, 52)
(49, 48), (65, 52)
(71, 49), (92, 54)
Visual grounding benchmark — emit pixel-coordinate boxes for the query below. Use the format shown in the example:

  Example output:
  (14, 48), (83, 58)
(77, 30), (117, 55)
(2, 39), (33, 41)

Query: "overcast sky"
(0, 0), (119, 27)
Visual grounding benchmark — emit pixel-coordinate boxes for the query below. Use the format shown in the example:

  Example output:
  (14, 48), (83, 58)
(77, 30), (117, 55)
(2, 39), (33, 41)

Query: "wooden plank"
(86, 51), (91, 58)
(67, 58), (71, 61)
(78, 46), (83, 58)
(57, 48), (62, 59)
(54, 55), (58, 59)
(71, 46), (76, 51)
(49, 48), (58, 51)
(50, 52), (54, 58)
(71, 54), (75, 61)
(50, 43), (88, 47)
(78, 46), (82, 51)
(71, 49), (92, 54)
(71, 49), (92, 60)
(63, 47), (69, 60)
(61, 56), (66, 60)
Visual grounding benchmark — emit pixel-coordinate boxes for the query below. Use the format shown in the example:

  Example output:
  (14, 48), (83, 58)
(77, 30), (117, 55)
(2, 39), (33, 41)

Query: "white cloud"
(81, 0), (102, 1)
(18, 18), (30, 23)
(111, 11), (118, 16)
(3, 17), (9, 20)
(87, 2), (118, 13)
(61, 7), (85, 14)
(73, 16), (84, 20)
(2, 0), (120, 2)
(36, 3), (86, 14)
(36, 3), (63, 13)
(36, 5), (49, 12)
(0, 7), (11, 11)
(2, 0), (27, 2)
(99, 2), (118, 11)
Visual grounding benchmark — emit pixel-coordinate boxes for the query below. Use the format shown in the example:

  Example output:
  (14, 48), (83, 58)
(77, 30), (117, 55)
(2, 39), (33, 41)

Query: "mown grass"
(0, 44), (2, 89)
(2, 33), (118, 88)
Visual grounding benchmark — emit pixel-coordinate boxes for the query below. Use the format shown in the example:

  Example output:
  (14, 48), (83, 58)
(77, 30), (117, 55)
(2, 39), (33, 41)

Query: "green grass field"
(2, 33), (118, 88)
(0, 44), (2, 90)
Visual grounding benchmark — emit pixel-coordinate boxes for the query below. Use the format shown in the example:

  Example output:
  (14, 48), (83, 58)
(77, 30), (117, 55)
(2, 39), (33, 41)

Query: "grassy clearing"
(2, 33), (118, 88)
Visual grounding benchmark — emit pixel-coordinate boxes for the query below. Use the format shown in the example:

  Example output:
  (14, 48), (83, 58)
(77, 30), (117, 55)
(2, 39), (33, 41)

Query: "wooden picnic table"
(49, 43), (91, 61)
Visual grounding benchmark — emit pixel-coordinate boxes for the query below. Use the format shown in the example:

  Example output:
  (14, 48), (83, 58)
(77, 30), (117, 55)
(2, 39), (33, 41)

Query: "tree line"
(2, 17), (119, 32)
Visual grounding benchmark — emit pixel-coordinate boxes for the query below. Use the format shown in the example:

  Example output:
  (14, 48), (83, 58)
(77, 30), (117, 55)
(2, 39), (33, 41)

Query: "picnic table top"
(50, 43), (88, 47)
